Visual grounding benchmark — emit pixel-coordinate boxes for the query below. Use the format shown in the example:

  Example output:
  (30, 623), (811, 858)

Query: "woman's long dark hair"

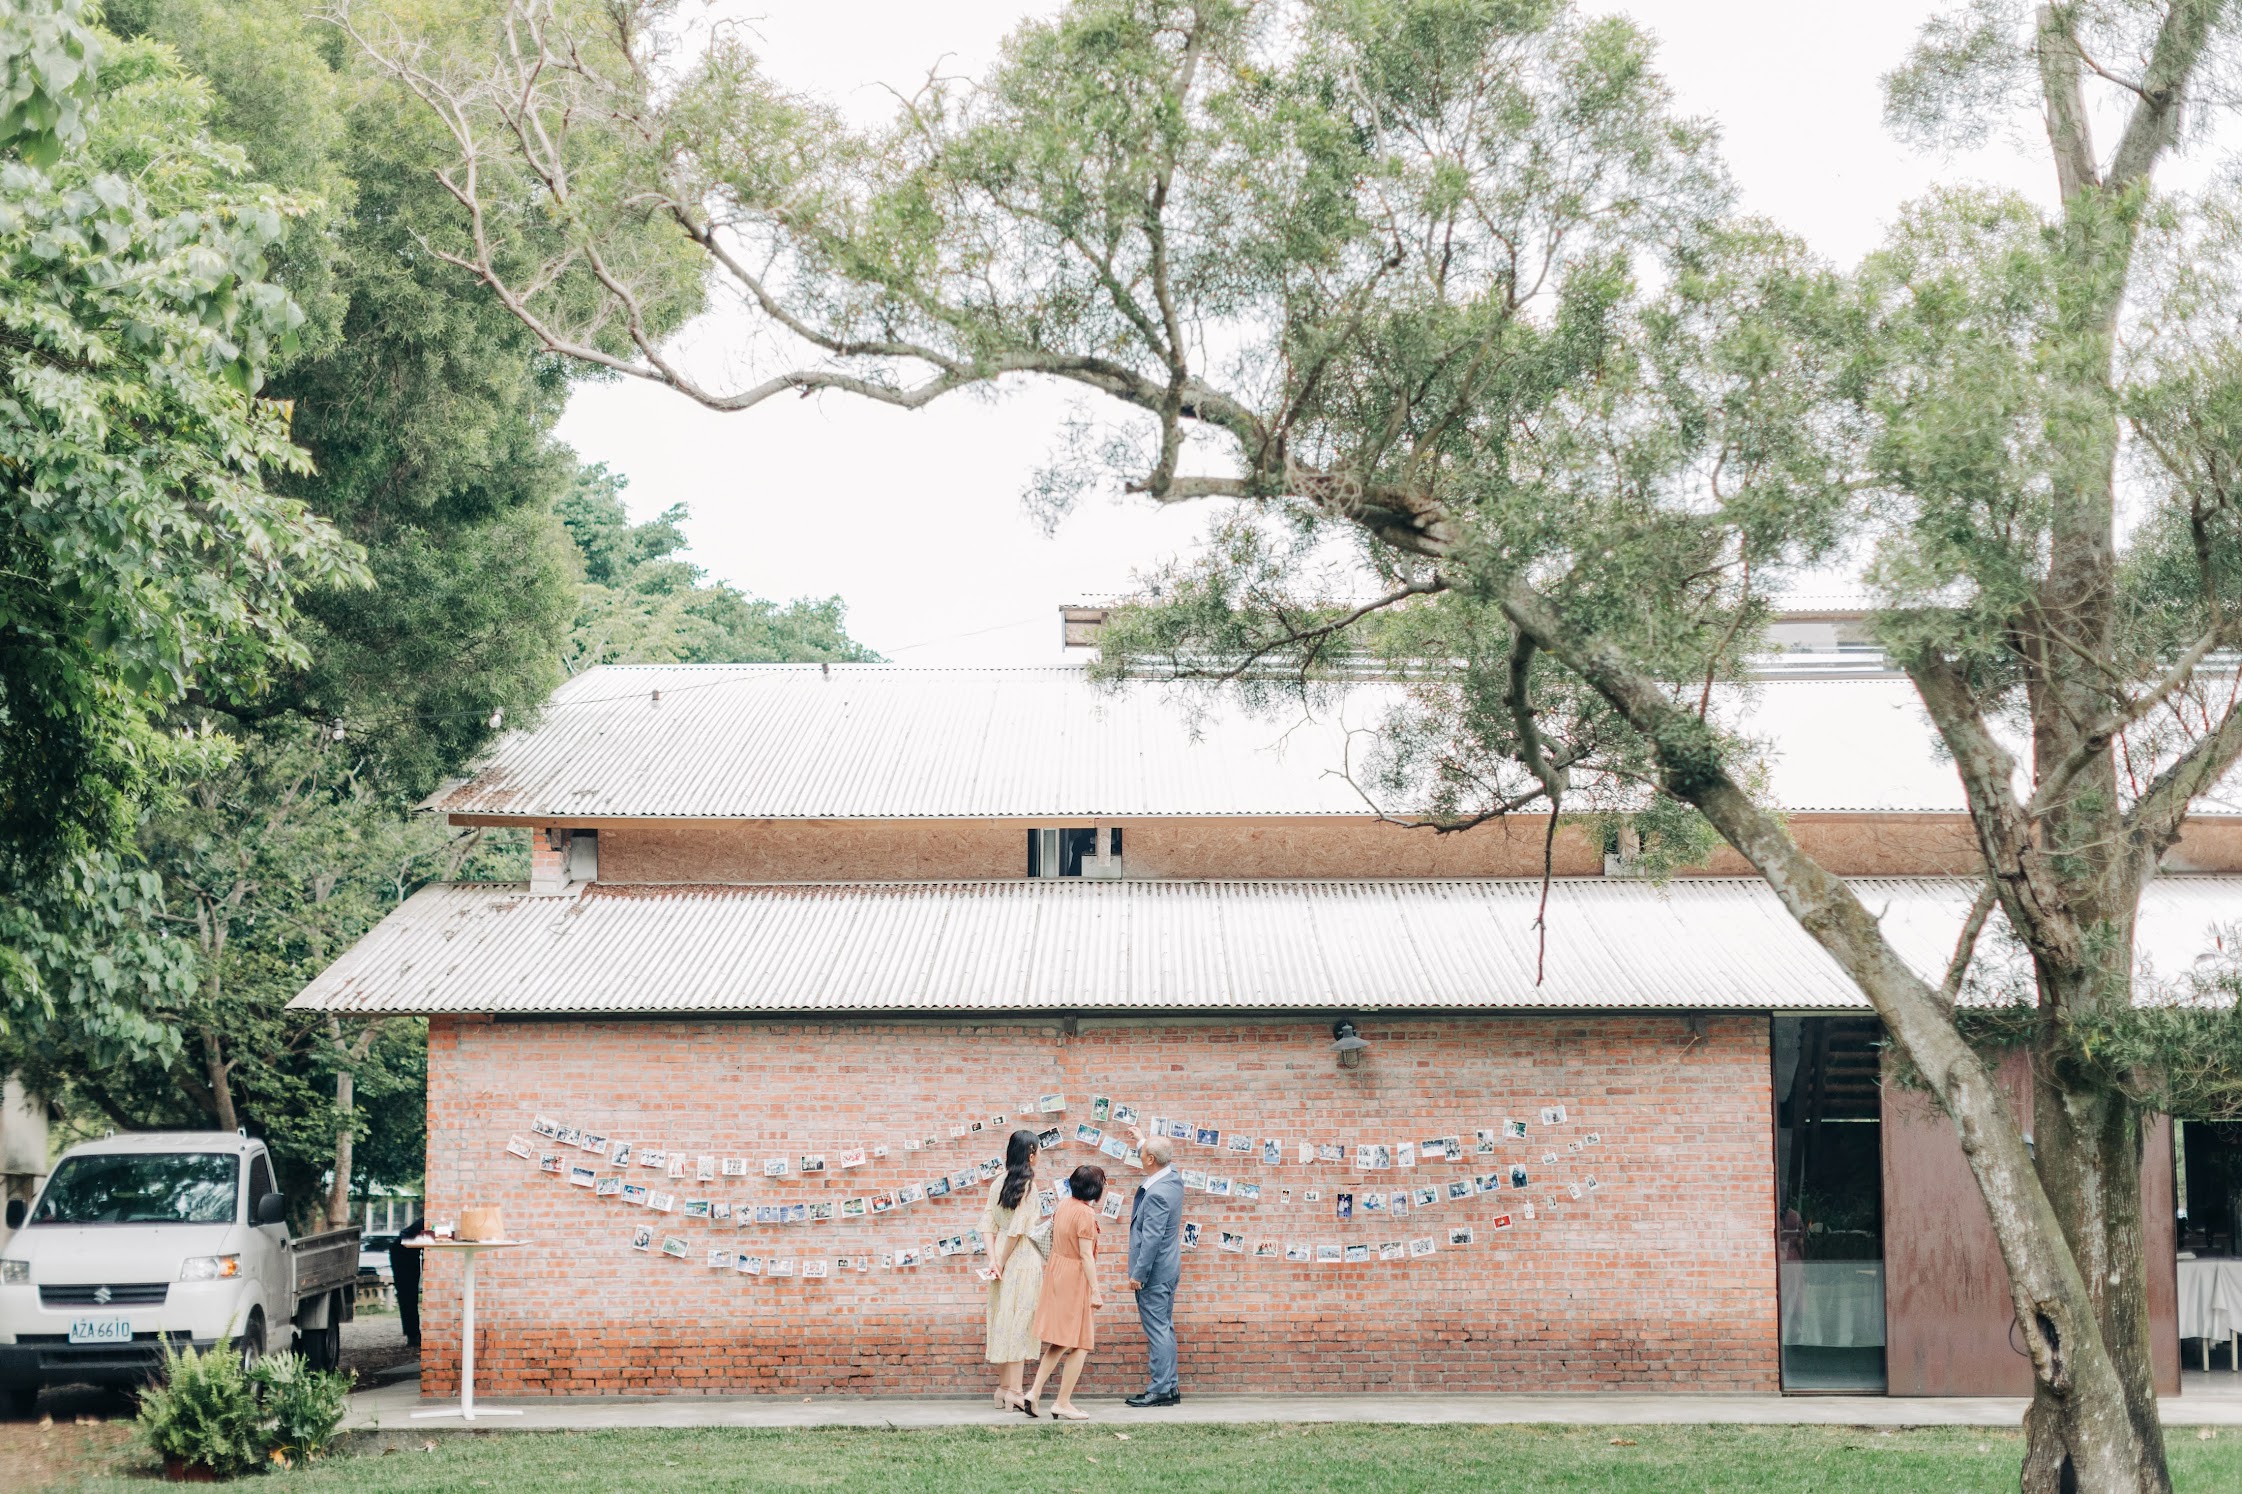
(999, 1128), (1039, 1211)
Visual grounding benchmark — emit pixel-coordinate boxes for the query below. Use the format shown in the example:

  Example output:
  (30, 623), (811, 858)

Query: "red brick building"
(293, 657), (2238, 1399)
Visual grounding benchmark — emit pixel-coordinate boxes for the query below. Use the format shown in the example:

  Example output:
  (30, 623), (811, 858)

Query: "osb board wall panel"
(588, 814), (2037, 884)
(421, 1013), (1778, 1398)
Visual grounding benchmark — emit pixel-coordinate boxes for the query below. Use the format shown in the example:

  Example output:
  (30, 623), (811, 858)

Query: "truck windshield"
(31, 1153), (239, 1225)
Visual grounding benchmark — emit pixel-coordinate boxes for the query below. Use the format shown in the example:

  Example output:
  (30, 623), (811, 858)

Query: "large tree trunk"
(326, 1063), (355, 1231)
(200, 1029), (237, 1135)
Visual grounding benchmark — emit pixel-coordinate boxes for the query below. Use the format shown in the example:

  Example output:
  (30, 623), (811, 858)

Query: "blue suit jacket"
(1128, 1169), (1186, 1287)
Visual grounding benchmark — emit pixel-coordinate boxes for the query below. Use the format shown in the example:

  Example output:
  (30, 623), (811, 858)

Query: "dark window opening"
(1773, 1014), (1886, 1393)
(1026, 827), (1119, 878)
(1059, 828), (1097, 877)
(1109, 828), (1123, 858)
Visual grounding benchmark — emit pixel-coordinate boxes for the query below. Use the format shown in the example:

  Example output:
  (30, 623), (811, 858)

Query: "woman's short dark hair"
(999, 1128), (1040, 1211)
(1067, 1164), (1107, 1204)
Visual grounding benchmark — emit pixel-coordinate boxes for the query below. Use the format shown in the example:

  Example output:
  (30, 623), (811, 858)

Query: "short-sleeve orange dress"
(1031, 1196), (1101, 1352)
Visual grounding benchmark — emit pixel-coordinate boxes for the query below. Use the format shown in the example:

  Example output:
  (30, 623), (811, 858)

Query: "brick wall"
(421, 1012), (1779, 1398)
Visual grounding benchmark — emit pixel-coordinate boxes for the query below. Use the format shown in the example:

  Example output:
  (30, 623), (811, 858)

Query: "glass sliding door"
(1772, 1014), (1888, 1391)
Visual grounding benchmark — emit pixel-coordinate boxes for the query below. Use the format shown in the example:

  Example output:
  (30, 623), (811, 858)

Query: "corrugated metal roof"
(285, 875), (2242, 1017)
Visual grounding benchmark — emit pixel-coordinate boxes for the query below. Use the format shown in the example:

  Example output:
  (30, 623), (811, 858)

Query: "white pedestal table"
(400, 1237), (530, 1421)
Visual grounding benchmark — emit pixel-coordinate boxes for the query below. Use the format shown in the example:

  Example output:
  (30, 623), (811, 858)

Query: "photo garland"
(512, 1094), (1606, 1276)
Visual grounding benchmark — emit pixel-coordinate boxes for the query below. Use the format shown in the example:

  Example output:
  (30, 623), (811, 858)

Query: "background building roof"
(429, 664), (2229, 821)
(286, 874), (2241, 1018)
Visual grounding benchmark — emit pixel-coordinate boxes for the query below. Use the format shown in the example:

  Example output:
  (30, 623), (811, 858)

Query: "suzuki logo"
(92, 1285), (111, 1304)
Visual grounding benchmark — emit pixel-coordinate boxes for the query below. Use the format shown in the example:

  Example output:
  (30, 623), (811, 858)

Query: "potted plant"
(135, 1343), (261, 1482)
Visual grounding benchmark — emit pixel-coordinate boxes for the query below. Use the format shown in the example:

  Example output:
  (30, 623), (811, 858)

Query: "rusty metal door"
(1883, 1053), (2178, 1396)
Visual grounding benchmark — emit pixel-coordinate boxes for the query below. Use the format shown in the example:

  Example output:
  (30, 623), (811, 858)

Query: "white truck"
(0, 1131), (359, 1416)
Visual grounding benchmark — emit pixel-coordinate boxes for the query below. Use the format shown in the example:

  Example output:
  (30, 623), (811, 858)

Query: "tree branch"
(2107, 0), (2221, 192)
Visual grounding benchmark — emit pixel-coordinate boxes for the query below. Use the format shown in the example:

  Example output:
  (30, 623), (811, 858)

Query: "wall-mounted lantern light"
(1331, 1019), (1370, 1070)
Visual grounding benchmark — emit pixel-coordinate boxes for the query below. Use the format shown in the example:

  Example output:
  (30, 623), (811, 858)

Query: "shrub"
(251, 1353), (351, 1467)
(135, 1342), (263, 1480)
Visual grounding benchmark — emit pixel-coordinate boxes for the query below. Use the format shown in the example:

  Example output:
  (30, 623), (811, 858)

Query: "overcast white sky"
(554, 2), (2056, 665)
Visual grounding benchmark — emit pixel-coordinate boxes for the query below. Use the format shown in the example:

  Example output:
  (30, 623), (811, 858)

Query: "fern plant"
(135, 1342), (263, 1479)
(251, 1353), (351, 1466)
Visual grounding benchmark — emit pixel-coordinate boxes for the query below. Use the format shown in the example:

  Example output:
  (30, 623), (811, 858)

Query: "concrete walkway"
(347, 1372), (2242, 1433)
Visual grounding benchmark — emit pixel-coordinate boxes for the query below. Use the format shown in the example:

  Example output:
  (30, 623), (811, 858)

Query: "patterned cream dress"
(980, 1178), (1045, 1363)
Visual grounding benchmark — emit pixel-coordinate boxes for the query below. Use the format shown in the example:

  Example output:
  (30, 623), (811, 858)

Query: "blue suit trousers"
(1136, 1277), (1178, 1395)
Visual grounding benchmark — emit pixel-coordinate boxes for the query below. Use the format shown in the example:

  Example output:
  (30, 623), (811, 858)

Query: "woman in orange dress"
(1025, 1164), (1106, 1420)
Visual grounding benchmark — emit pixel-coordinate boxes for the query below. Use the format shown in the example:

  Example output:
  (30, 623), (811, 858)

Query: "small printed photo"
(1036, 1128), (1062, 1151)
(871, 1192), (897, 1215)
(968, 1120), (985, 1134)
(781, 1203), (808, 1226)
(1075, 1123), (1103, 1146)
(1448, 1226), (1475, 1246)
(895, 1184), (925, 1206)
(741, 1255), (765, 1275)
(1219, 1231), (1246, 1254)
(1474, 1173), (1500, 1195)
(1542, 1151), (1558, 1166)
(1091, 1095), (1112, 1122)
(1227, 1134), (1254, 1154)
(1473, 1129), (1497, 1155)
(1361, 1191), (1384, 1214)
(1193, 1126), (1221, 1148)
(878, 1253), (896, 1271)
(1371, 1145), (1393, 1170)
(925, 1176), (951, 1199)
(1280, 1188), (1294, 1205)
(1378, 1240), (1404, 1262)
(660, 1235), (689, 1259)
(706, 1248), (732, 1270)
(1284, 1242), (1311, 1262)
(1584, 1176), (1599, 1192)
(721, 1157), (748, 1177)
(667, 1155), (687, 1180)
(1446, 1180), (1471, 1202)
(683, 1199), (710, 1218)
(754, 1205), (780, 1225)
(622, 1183), (649, 1207)
(1099, 1136), (1129, 1162)
(1037, 1093), (1066, 1114)
(611, 1142), (634, 1167)
(1113, 1104), (1140, 1126)
(1125, 1148), (1144, 1168)
(965, 1228), (987, 1254)
(841, 1196), (868, 1219)
(989, 1115), (1008, 1130)
(584, 1135), (609, 1158)
(648, 1191), (677, 1213)
(937, 1235), (962, 1257)
(1408, 1236), (1437, 1259)
(538, 1152), (564, 1174)
(640, 1148), (666, 1169)
(763, 1158), (789, 1178)
(803, 1259), (830, 1279)
(595, 1175), (623, 1198)
(1493, 1213), (1515, 1230)
(1180, 1169), (1209, 1192)
(1522, 1201), (1537, 1221)
(532, 1115), (560, 1138)
(1254, 1241), (1279, 1259)
(1317, 1143), (1343, 1164)
(1166, 1119), (1194, 1141)
(891, 1250), (917, 1270)
(1304, 1189), (1322, 1203)
(1343, 1243), (1371, 1263)
(1039, 1189), (1058, 1218)
(1238, 1182), (1262, 1203)
(557, 1126), (580, 1148)
(1568, 1140), (1583, 1153)
(1262, 1139), (1282, 1167)
(1353, 1144), (1374, 1170)
(1412, 1186), (1438, 1209)
(1396, 1142), (1416, 1169)
(769, 1258), (796, 1277)
(1510, 1165), (1530, 1189)
(979, 1158), (1002, 1180)
(1298, 1142), (1316, 1165)
(1539, 1105), (1563, 1126)
(710, 1200), (732, 1220)
(873, 1144), (891, 1159)
(1439, 1136), (1465, 1162)
(801, 1155), (828, 1175)
(1335, 1192), (1354, 1220)
(1207, 1177), (1233, 1198)
(631, 1225), (654, 1252)
(1100, 1191), (1124, 1220)
(1182, 1221), (1203, 1250)
(948, 1124), (969, 1141)
(1387, 1191), (1409, 1218)
(1315, 1243), (1342, 1264)
(1504, 1119), (1529, 1140)
(807, 1201), (835, 1223)
(506, 1135), (533, 1160)
(696, 1155), (715, 1181)
(1585, 1131), (1601, 1146)
(952, 1168), (979, 1190)
(903, 1138), (922, 1152)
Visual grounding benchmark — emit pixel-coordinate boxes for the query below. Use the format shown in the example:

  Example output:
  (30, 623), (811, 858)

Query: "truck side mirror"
(4, 1198), (22, 1230)
(254, 1191), (287, 1227)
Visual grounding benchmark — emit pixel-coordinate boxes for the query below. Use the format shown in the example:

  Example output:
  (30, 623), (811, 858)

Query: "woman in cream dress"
(981, 1129), (1045, 1410)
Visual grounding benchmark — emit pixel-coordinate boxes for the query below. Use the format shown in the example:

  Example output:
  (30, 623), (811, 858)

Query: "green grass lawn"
(57, 1423), (2242, 1493)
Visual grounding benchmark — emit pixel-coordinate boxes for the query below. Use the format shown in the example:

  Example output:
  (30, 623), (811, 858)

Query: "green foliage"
(135, 1345), (351, 1477)
(135, 1339), (264, 1479)
(559, 464), (879, 669)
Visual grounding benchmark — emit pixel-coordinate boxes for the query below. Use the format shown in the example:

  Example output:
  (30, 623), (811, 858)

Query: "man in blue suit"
(1122, 1128), (1185, 1407)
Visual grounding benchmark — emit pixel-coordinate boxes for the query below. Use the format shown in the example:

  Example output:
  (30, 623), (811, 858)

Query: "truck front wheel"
(234, 1308), (266, 1373)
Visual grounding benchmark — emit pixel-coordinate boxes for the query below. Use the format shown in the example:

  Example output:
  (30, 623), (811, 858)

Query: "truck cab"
(0, 1131), (358, 1417)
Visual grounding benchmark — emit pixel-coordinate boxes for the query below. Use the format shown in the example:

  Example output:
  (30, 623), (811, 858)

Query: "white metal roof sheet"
(284, 875), (2242, 1017)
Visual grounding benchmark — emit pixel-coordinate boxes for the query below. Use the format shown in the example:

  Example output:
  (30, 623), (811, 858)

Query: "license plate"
(68, 1317), (133, 1345)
